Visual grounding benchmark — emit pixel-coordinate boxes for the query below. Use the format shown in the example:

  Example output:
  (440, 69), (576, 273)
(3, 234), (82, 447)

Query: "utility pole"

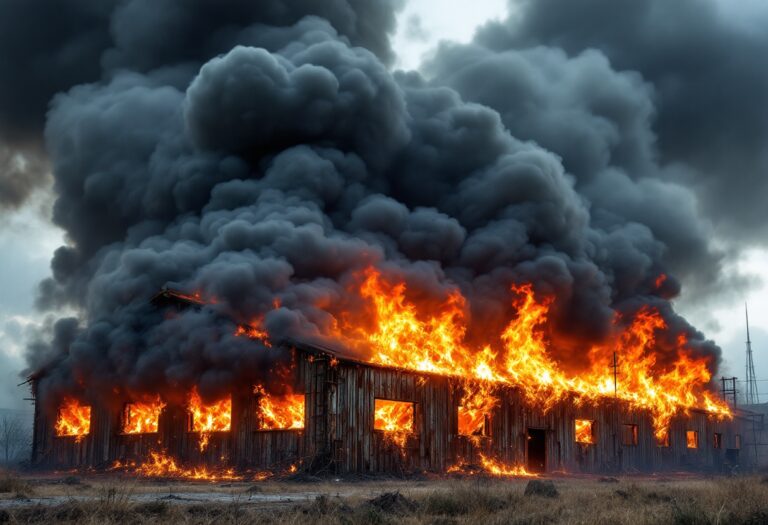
(745, 303), (759, 405)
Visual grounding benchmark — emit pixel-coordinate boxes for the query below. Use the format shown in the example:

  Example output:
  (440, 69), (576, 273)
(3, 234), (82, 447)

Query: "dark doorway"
(527, 428), (546, 473)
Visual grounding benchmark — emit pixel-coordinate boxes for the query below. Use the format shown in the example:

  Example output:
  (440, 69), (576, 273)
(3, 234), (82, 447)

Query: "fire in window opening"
(254, 385), (305, 430)
(575, 419), (596, 444)
(686, 430), (699, 449)
(457, 384), (498, 437)
(55, 399), (91, 440)
(374, 399), (414, 433)
(458, 406), (491, 437)
(188, 389), (231, 433)
(121, 398), (165, 434)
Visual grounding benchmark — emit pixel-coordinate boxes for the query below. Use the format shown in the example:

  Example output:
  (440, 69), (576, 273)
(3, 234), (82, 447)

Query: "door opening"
(527, 428), (546, 473)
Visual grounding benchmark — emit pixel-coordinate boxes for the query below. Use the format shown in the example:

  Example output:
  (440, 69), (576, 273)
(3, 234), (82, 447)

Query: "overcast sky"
(0, 0), (766, 410)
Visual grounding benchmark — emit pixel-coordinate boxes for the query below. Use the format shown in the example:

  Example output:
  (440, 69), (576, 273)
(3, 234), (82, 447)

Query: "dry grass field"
(1, 471), (767, 524)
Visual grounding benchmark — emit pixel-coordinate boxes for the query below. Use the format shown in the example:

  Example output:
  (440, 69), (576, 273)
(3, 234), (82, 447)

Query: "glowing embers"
(188, 388), (231, 451)
(55, 398), (91, 441)
(575, 419), (596, 444)
(686, 430), (699, 449)
(254, 385), (305, 430)
(374, 399), (414, 448)
(121, 398), (165, 434)
(448, 454), (536, 478)
(235, 324), (271, 347)
(116, 451), (242, 482)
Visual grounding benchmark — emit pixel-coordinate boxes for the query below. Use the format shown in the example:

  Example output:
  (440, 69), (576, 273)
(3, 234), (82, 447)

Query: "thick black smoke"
(0, 0), (401, 208)
(473, 0), (768, 241)
(14, 1), (731, 407)
(423, 42), (730, 304)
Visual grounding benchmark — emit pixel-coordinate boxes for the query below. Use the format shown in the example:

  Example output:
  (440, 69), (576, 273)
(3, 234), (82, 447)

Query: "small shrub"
(524, 480), (559, 498)
(367, 491), (417, 515)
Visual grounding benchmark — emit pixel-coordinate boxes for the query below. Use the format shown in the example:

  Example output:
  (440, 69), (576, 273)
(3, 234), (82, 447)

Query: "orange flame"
(479, 454), (537, 477)
(254, 385), (305, 430)
(657, 427), (670, 447)
(114, 451), (241, 481)
(235, 324), (271, 347)
(342, 268), (729, 440)
(374, 399), (414, 448)
(122, 398), (165, 434)
(686, 430), (698, 449)
(575, 419), (595, 444)
(448, 455), (536, 477)
(55, 399), (91, 441)
(458, 383), (497, 437)
(189, 388), (231, 451)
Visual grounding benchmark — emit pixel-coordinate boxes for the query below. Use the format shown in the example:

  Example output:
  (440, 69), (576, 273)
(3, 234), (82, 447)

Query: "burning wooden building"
(30, 286), (752, 477)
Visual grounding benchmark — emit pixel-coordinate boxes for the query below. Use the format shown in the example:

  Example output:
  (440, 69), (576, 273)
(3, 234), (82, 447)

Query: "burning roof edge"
(150, 288), (205, 308)
(148, 288), (742, 420)
(271, 337), (747, 419)
(27, 288), (738, 420)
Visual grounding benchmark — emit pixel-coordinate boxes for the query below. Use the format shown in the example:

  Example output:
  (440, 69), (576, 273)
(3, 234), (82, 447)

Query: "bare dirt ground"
(1, 470), (767, 524)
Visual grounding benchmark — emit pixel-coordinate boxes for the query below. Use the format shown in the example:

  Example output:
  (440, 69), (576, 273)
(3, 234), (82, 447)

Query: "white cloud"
(392, 0), (508, 71)
(0, 185), (64, 409)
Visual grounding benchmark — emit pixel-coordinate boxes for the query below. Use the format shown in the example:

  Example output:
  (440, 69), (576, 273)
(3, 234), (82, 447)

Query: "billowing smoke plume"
(14, 0), (745, 407)
(0, 0), (400, 209)
(472, 0), (768, 243)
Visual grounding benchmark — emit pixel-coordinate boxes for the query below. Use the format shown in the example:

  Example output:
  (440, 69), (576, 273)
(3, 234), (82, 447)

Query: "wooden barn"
(31, 335), (753, 475)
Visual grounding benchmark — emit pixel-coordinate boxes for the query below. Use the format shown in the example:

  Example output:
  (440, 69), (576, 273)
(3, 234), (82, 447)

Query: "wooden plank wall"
(31, 351), (753, 474)
(323, 361), (454, 473)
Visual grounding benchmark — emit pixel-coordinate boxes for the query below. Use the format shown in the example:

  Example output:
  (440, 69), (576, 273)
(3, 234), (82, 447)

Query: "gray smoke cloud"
(473, 0), (768, 242)
(423, 43), (731, 303)
(7, 0), (741, 408)
(0, 0), (401, 207)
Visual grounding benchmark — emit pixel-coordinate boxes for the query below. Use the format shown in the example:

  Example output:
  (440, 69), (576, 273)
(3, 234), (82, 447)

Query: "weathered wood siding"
(31, 348), (752, 474)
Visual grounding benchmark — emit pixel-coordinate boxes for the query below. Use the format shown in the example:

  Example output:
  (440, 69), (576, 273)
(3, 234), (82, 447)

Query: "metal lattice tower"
(745, 303), (760, 405)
